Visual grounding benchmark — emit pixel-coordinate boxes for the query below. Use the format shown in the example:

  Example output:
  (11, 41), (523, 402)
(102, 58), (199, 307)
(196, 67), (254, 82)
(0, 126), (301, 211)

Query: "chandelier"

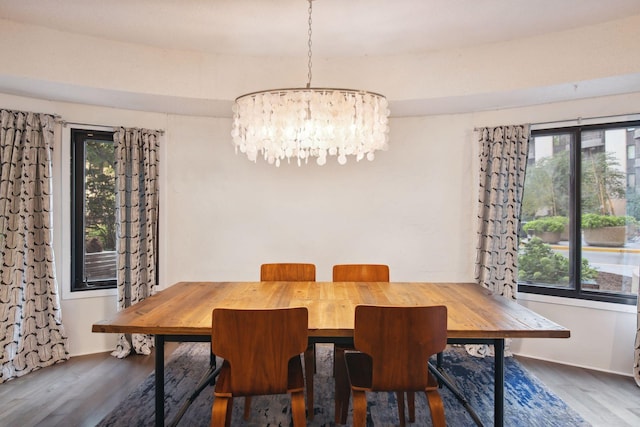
(231, 0), (390, 167)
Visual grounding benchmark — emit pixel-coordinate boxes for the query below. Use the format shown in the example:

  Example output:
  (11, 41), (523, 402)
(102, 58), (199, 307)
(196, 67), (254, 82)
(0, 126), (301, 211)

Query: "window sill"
(518, 291), (637, 314)
(62, 286), (117, 300)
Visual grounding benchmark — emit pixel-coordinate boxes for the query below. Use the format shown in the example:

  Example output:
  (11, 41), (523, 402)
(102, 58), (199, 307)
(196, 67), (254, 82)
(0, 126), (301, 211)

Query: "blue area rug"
(98, 343), (589, 426)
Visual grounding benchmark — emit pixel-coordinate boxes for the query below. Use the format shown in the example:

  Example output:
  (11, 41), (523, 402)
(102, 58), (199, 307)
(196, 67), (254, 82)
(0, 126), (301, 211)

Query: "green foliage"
(523, 149), (626, 220)
(581, 213), (636, 229)
(87, 224), (114, 249)
(522, 150), (569, 220)
(580, 258), (599, 282)
(522, 216), (567, 234)
(625, 192), (640, 221)
(581, 152), (625, 216)
(518, 237), (598, 284)
(84, 140), (116, 251)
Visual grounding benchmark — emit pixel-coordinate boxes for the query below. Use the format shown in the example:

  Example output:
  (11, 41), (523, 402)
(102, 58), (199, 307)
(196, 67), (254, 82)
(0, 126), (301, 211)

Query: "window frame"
(70, 129), (117, 292)
(518, 120), (640, 306)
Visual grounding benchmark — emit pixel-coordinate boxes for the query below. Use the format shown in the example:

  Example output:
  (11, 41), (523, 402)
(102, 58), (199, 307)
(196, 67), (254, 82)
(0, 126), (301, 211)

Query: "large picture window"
(518, 121), (640, 305)
(71, 129), (117, 291)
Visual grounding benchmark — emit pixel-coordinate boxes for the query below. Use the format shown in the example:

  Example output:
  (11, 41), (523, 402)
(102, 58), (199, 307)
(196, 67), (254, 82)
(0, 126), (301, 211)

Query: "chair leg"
(225, 397), (233, 427)
(425, 389), (446, 427)
(290, 390), (307, 426)
(352, 390), (367, 427)
(304, 346), (315, 420)
(396, 391), (406, 427)
(407, 391), (416, 422)
(243, 396), (252, 420)
(211, 395), (232, 427)
(334, 347), (350, 424)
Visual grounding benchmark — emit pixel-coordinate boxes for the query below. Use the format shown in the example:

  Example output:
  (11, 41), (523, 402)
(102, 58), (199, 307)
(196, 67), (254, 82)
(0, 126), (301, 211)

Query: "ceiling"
(2, 0), (639, 58)
(1, 0), (640, 117)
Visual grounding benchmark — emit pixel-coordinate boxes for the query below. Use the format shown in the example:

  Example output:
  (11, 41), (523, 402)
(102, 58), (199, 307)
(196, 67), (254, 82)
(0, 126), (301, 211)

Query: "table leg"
(334, 346), (350, 424)
(429, 355), (483, 426)
(436, 338), (508, 426)
(494, 339), (504, 427)
(155, 335), (165, 427)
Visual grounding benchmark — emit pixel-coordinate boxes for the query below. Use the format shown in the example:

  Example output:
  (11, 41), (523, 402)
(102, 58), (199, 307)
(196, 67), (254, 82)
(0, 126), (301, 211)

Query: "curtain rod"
(474, 112), (640, 131)
(57, 119), (165, 135)
(531, 112), (640, 128)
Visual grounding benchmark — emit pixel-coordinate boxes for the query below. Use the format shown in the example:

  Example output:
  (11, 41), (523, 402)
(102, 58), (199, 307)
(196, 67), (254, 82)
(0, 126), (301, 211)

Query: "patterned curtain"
(111, 127), (160, 358)
(0, 109), (69, 382)
(468, 124), (529, 357)
(475, 125), (529, 296)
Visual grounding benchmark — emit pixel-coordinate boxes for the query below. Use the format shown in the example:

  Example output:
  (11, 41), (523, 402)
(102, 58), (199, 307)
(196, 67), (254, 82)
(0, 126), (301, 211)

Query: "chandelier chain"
(306, 0), (313, 88)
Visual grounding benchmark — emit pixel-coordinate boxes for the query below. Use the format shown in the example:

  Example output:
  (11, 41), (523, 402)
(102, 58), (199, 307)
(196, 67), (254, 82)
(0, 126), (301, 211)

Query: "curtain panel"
(111, 127), (160, 358)
(475, 125), (529, 298)
(0, 109), (69, 383)
(469, 125), (529, 358)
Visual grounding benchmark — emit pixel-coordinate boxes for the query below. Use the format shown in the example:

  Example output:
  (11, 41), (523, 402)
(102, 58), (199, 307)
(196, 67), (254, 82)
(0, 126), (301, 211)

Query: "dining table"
(92, 281), (570, 427)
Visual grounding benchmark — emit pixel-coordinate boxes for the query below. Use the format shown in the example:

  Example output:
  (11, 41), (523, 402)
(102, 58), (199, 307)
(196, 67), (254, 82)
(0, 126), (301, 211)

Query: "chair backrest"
(332, 264), (389, 282)
(212, 307), (308, 396)
(261, 263), (316, 281)
(353, 305), (447, 391)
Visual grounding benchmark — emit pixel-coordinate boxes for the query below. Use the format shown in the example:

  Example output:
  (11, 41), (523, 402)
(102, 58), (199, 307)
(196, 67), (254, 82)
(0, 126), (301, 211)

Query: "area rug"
(98, 343), (589, 426)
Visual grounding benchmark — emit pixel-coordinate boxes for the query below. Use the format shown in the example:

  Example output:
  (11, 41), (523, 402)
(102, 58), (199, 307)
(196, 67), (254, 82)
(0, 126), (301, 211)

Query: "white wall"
(512, 294), (637, 375)
(162, 114), (476, 285)
(1, 91), (637, 376)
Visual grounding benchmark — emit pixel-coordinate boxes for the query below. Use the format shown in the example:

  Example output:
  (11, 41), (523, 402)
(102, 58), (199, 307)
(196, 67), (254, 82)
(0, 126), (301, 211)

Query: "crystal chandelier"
(231, 0), (390, 167)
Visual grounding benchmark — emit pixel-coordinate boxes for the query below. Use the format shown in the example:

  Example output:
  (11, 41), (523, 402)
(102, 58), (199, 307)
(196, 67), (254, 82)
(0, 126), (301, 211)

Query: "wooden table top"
(92, 281), (570, 339)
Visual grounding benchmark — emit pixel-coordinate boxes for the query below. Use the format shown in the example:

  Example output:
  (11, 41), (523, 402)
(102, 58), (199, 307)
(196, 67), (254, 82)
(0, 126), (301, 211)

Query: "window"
(71, 129), (117, 291)
(518, 121), (640, 305)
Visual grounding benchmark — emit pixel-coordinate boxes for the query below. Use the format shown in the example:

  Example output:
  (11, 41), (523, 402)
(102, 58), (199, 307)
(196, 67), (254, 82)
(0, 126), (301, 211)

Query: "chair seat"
(216, 356), (305, 397)
(344, 352), (373, 390)
(345, 352), (440, 393)
(287, 356), (306, 394)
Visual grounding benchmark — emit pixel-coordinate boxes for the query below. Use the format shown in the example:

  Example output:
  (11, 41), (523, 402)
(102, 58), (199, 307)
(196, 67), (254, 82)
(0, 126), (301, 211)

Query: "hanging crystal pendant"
(232, 88), (389, 167)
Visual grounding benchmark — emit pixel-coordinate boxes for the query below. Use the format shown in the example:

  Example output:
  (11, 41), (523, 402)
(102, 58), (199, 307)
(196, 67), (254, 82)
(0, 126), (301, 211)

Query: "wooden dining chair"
(332, 263), (390, 423)
(332, 264), (389, 282)
(344, 305), (448, 427)
(210, 307), (308, 427)
(260, 263), (316, 281)
(260, 262), (317, 419)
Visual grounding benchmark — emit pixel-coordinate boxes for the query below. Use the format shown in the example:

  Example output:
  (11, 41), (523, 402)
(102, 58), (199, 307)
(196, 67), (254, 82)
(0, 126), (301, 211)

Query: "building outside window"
(70, 129), (117, 291)
(518, 121), (640, 305)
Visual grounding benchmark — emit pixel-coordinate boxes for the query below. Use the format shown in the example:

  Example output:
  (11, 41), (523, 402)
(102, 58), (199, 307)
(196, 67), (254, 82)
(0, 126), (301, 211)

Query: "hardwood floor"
(516, 355), (640, 427)
(0, 346), (638, 426)
(0, 343), (178, 427)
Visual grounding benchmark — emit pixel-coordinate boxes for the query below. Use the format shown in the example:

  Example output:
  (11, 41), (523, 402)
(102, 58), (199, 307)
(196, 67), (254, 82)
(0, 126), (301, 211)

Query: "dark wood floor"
(516, 355), (640, 426)
(0, 346), (638, 426)
(0, 343), (179, 427)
